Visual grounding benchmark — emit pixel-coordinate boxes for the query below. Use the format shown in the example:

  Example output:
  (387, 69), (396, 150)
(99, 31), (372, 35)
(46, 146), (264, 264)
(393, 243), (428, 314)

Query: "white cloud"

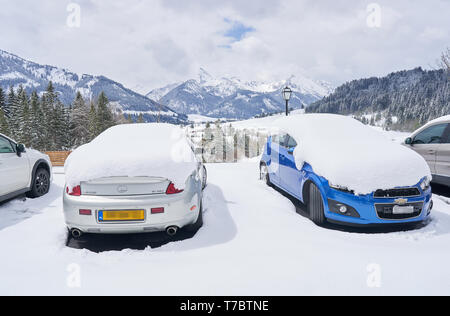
(0, 0), (448, 94)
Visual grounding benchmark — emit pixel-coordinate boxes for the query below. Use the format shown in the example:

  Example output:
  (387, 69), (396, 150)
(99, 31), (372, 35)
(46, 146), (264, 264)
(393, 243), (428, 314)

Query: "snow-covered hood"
(26, 148), (51, 164)
(65, 124), (198, 190)
(272, 114), (431, 195)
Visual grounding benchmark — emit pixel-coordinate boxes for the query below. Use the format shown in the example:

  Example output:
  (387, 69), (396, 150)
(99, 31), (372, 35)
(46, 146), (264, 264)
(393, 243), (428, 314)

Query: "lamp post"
(282, 86), (292, 116)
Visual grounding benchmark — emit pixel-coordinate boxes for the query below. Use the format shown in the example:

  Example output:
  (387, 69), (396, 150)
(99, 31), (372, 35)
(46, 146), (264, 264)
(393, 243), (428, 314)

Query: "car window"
(279, 134), (289, 147)
(413, 124), (448, 144)
(286, 135), (298, 148)
(0, 136), (15, 153)
(271, 135), (279, 144)
(272, 134), (289, 147)
(442, 125), (450, 144)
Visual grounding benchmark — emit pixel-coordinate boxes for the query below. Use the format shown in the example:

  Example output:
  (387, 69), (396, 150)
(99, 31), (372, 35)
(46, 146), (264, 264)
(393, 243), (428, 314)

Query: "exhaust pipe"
(166, 226), (179, 237)
(71, 228), (83, 239)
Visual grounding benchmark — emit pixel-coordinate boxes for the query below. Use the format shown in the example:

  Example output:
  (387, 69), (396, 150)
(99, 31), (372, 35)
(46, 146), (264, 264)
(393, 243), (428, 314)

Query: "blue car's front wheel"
(308, 183), (326, 225)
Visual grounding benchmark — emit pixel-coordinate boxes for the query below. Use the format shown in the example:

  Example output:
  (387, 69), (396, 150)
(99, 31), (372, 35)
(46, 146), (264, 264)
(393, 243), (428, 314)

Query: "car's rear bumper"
(323, 187), (433, 225)
(63, 191), (201, 234)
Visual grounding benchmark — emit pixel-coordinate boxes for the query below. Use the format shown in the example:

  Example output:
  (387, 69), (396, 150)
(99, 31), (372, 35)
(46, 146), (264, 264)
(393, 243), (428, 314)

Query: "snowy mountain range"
(0, 49), (186, 124)
(146, 68), (334, 119)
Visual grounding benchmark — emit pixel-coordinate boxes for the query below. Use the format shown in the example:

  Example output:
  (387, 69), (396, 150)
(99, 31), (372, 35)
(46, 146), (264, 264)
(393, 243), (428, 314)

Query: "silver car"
(405, 116), (450, 187)
(63, 140), (207, 239)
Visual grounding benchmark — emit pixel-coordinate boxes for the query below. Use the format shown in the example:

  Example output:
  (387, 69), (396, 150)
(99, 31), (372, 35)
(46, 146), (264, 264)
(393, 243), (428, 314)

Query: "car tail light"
(79, 209), (92, 216)
(67, 185), (82, 196)
(166, 183), (184, 195)
(151, 208), (165, 214)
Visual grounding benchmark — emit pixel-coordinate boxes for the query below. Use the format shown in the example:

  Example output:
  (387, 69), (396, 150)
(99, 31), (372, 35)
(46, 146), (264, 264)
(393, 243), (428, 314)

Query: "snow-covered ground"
(1, 161), (450, 295)
(188, 114), (220, 123)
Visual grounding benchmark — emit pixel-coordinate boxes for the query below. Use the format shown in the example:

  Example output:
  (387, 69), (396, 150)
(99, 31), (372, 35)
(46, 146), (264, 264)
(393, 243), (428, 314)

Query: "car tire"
(201, 165), (207, 190)
(186, 201), (203, 232)
(260, 163), (271, 186)
(28, 168), (50, 198)
(308, 183), (326, 225)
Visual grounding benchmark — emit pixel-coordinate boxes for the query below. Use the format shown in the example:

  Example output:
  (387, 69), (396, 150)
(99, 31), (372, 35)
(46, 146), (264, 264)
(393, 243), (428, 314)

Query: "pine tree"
(137, 113), (144, 123)
(19, 90), (32, 147)
(126, 114), (133, 124)
(52, 101), (67, 150)
(39, 94), (51, 150)
(88, 102), (98, 141)
(13, 86), (29, 143)
(61, 104), (71, 149)
(70, 91), (90, 147)
(96, 92), (114, 133)
(0, 87), (7, 118)
(0, 108), (9, 136)
(41, 81), (69, 150)
(7, 86), (20, 134)
(30, 91), (43, 149)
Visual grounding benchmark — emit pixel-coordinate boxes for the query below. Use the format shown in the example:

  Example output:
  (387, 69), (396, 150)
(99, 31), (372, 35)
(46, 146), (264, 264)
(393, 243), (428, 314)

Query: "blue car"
(260, 123), (433, 226)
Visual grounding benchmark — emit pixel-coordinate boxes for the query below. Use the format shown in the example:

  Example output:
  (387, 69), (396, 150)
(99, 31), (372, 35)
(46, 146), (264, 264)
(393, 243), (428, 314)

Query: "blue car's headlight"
(420, 178), (431, 191)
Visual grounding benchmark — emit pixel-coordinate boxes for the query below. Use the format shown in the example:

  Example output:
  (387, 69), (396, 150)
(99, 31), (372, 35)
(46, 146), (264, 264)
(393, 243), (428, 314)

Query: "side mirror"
(16, 144), (25, 156)
(405, 137), (413, 145)
(287, 148), (295, 155)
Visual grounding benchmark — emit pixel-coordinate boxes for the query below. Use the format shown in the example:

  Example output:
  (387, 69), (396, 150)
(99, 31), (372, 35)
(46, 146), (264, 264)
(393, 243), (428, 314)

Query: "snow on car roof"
(65, 123), (198, 190)
(271, 114), (431, 195)
(425, 115), (450, 126)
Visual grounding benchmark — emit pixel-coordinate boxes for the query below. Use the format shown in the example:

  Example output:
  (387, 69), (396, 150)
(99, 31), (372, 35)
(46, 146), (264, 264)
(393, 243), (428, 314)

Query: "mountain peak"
(198, 67), (213, 83)
(147, 71), (334, 120)
(0, 49), (187, 124)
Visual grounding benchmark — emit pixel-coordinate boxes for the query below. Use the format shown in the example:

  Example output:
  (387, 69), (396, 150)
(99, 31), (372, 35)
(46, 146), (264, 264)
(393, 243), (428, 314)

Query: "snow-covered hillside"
(0, 49), (186, 124)
(146, 69), (334, 120)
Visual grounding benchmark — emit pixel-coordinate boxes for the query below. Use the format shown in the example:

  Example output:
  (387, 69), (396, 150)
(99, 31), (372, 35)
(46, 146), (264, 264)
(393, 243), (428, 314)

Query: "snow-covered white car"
(63, 124), (206, 238)
(260, 114), (433, 226)
(0, 133), (52, 203)
(405, 115), (450, 187)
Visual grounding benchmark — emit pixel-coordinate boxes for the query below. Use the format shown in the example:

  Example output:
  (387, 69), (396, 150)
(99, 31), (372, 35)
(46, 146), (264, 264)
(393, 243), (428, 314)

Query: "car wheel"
(308, 183), (326, 225)
(260, 163), (271, 186)
(29, 168), (50, 198)
(201, 165), (207, 190)
(186, 201), (203, 232)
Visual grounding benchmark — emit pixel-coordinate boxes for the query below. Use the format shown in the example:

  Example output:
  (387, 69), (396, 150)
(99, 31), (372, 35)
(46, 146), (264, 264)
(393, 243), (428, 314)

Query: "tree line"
(306, 67), (449, 131)
(0, 82), (130, 151)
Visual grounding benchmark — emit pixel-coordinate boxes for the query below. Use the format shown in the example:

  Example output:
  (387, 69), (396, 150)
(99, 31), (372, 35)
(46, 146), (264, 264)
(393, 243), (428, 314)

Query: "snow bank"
(65, 124), (198, 190)
(272, 114), (431, 195)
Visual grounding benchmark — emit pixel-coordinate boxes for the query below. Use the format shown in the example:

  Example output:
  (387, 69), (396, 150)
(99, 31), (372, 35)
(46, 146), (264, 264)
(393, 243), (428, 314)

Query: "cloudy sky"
(0, 0), (448, 93)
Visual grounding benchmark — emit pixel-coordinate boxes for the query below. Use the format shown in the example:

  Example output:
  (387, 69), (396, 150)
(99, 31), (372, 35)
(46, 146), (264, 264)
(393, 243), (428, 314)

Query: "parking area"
(0, 163), (449, 295)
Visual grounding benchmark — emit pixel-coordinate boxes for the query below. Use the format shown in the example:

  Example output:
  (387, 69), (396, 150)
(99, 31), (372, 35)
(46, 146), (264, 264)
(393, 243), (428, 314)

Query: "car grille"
(375, 202), (424, 220)
(373, 188), (420, 198)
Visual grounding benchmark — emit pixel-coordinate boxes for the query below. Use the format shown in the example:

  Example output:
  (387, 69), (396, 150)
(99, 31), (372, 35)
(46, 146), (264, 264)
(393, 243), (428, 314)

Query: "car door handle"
(428, 150), (436, 154)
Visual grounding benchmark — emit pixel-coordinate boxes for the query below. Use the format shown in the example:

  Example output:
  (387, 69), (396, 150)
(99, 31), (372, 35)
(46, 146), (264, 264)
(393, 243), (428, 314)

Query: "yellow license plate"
(98, 210), (145, 222)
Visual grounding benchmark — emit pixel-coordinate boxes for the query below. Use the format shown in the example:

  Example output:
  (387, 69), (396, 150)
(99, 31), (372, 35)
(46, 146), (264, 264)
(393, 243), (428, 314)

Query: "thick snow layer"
(425, 115), (450, 126)
(1, 163), (450, 295)
(272, 114), (431, 194)
(65, 124), (198, 190)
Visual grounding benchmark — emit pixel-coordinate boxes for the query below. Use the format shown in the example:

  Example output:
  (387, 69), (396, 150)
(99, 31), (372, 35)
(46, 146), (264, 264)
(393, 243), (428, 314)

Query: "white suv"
(405, 115), (450, 187)
(0, 133), (52, 203)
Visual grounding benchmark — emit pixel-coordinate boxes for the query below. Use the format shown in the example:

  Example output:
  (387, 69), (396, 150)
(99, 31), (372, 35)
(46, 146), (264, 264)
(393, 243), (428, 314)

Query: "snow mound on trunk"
(272, 114), (431, 195)
(65, 124), (198, 190)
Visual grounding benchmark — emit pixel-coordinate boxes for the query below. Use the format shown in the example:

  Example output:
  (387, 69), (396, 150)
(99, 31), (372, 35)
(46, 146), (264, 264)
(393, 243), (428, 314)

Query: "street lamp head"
(282, 86), (293, 101)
